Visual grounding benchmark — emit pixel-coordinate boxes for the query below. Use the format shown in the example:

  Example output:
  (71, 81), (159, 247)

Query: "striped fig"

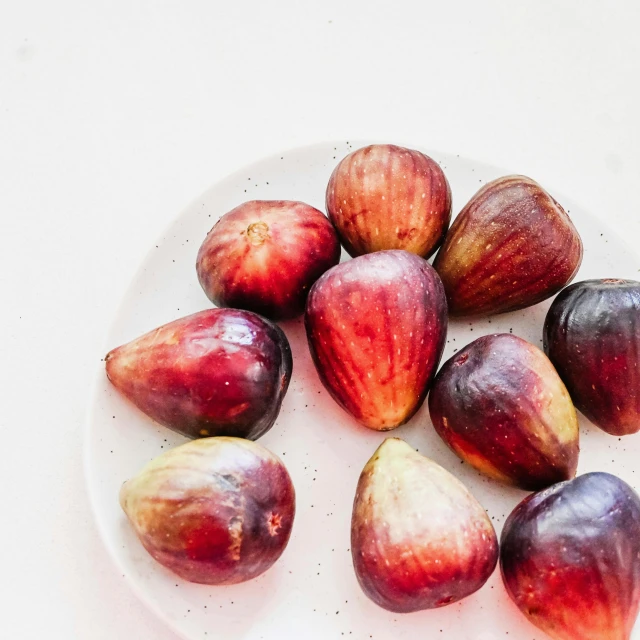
(305, 250), (448, 430)
(544, 279), (640, 435)
(433, 175), (583, 316)
(326, 144), (451, 258)
(428, 333), (579, 491)
(351, 438), (498, 613)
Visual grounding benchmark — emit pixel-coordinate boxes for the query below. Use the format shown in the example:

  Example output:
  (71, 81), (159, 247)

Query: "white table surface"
(1, 1), (639, 638)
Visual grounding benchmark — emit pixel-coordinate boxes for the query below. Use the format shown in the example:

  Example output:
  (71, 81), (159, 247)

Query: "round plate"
(85, 141), (640, 640)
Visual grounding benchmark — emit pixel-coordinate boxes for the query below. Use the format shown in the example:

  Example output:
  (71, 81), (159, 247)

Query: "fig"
(433, 175), (583, 316)
(305, 250), (447, 430)
(326, 144), (451, 258)
(500, 472), (640, 640)
(428, 333), (579, 491)
(120, 437), (295, 584)
(351, 438), (498, 613)
(105, 308), (292, 440)
(544, 279), (640, 435)
(196, 200), (341, 321)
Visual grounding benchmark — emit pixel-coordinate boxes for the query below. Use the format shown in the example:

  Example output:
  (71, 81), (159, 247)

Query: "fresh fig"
(105, 309), (292, 440)
(196, 200), (341, 321)
(351, 438), (498, 613)
(500, 472), (640, 640)
(326, 144), (451, 258)
(120, 437), (295, 584)
(428, 333), (579, 491)
(305, 250), (447, 430)
(433, 175), (583, 316)
(544, 279), (640, 435)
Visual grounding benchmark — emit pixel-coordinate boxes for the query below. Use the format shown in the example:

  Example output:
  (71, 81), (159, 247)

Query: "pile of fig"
(107, 142), (640, 638)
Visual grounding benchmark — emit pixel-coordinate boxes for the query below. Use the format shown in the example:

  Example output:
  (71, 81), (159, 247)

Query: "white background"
(1, 1), (639, 638)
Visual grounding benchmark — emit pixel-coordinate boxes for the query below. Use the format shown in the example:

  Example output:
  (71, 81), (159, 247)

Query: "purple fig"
(501, 472), (640, 640)
(433, 175), (583, 316)
(305, 250), (448, 430)
(351, 438), (498, 613)
(428, 333), (579, 491)
(120, 437), (295, 584)
(544, 279), (640, 435)
(105, 309), (292, 440)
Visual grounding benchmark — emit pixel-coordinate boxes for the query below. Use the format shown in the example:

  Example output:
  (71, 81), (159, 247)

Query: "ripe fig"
(326, 144), (451, 258)
(433, 175), (583, 316)
(196, 200), (341, 321)
(544, 279), (640, 435)
(500, 472), (640, 640)
(428, 333), (579, 491)
(351, 438), (498, 613)
(305, 250), (447, 430)
(105, 308), (292, 440)
(120, 437), (295, 584)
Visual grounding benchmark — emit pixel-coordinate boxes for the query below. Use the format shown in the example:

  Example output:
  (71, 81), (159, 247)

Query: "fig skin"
(120, 437), (295, 585)
(326, 144), (452, 259)
(433, 175), (583, 316)
(105, 309), (292, 440)
(351, 438), (498, 613)
(500, 472), (640, 640)
(428, 333), (579, 491)
(305, 250), (448, 430)
(196, 200), (341, 321)
(544, 279), (640, 436)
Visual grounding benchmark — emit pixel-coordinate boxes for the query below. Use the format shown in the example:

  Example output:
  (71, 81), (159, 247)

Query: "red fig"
(351, 438), (498, 613)
(428, 333), (579, 491)
(305, 250), (447, 430)
(120, 437), (295, 584)
(500, 472), (640, 640)
(105, 309), (292, 440)
(326, 144), (451, 258)
(544, 279), (640, 435)
(196, 200), (341, 321)
(433, 175), (583, 316)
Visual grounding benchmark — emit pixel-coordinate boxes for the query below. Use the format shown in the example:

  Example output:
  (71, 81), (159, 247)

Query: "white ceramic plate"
(85, 141), (640, 640)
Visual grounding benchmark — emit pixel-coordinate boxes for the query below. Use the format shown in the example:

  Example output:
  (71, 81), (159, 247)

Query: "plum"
(105, 308), (292, 440)
(428, 333), (579, 491)
(305, 250), (447, 430)
(351, 438), (498, 613)
(500, 472), (640, 640)
(544, 279), (640, 435)
(326, 144), (451, 258)
(433, 175), (583, 316)
(120, 437), (295, 584)
(196, 200), (341, 321)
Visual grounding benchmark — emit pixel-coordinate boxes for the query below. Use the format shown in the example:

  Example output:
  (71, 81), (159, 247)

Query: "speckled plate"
(85, 141), (640, 640)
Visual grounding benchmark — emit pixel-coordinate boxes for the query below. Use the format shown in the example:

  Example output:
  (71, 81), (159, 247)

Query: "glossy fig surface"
(106, 309), (292, 440)
(544, 279), (640, 435)
(433, 175), (583, 316)
(120, 437), (295, 584)
(196, 200), (341, 321)
(351, 438), (498, 613)
(305, 250), (447, 430)
(326, 144), (451, 258)
(429, 333), (579, 491)
(501, 472), (640, 640)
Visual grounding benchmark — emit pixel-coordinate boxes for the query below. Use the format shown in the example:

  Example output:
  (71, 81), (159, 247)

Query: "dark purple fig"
(500, 472), (640, 640)
(120, 437), (295, 584)
(433, 175), (583, 316)
(326, 144), (452, 258)
(544, 279), (640, 435)
(351, 438), (498, 613)
(305, 250), (447, 430)
(105, 309), (292, 440)
(196, 200), (341, 321)
(428, 333), (579, 491)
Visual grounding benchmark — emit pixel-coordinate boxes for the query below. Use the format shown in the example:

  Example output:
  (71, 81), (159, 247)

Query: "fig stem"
(246, 221), (269, 245)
